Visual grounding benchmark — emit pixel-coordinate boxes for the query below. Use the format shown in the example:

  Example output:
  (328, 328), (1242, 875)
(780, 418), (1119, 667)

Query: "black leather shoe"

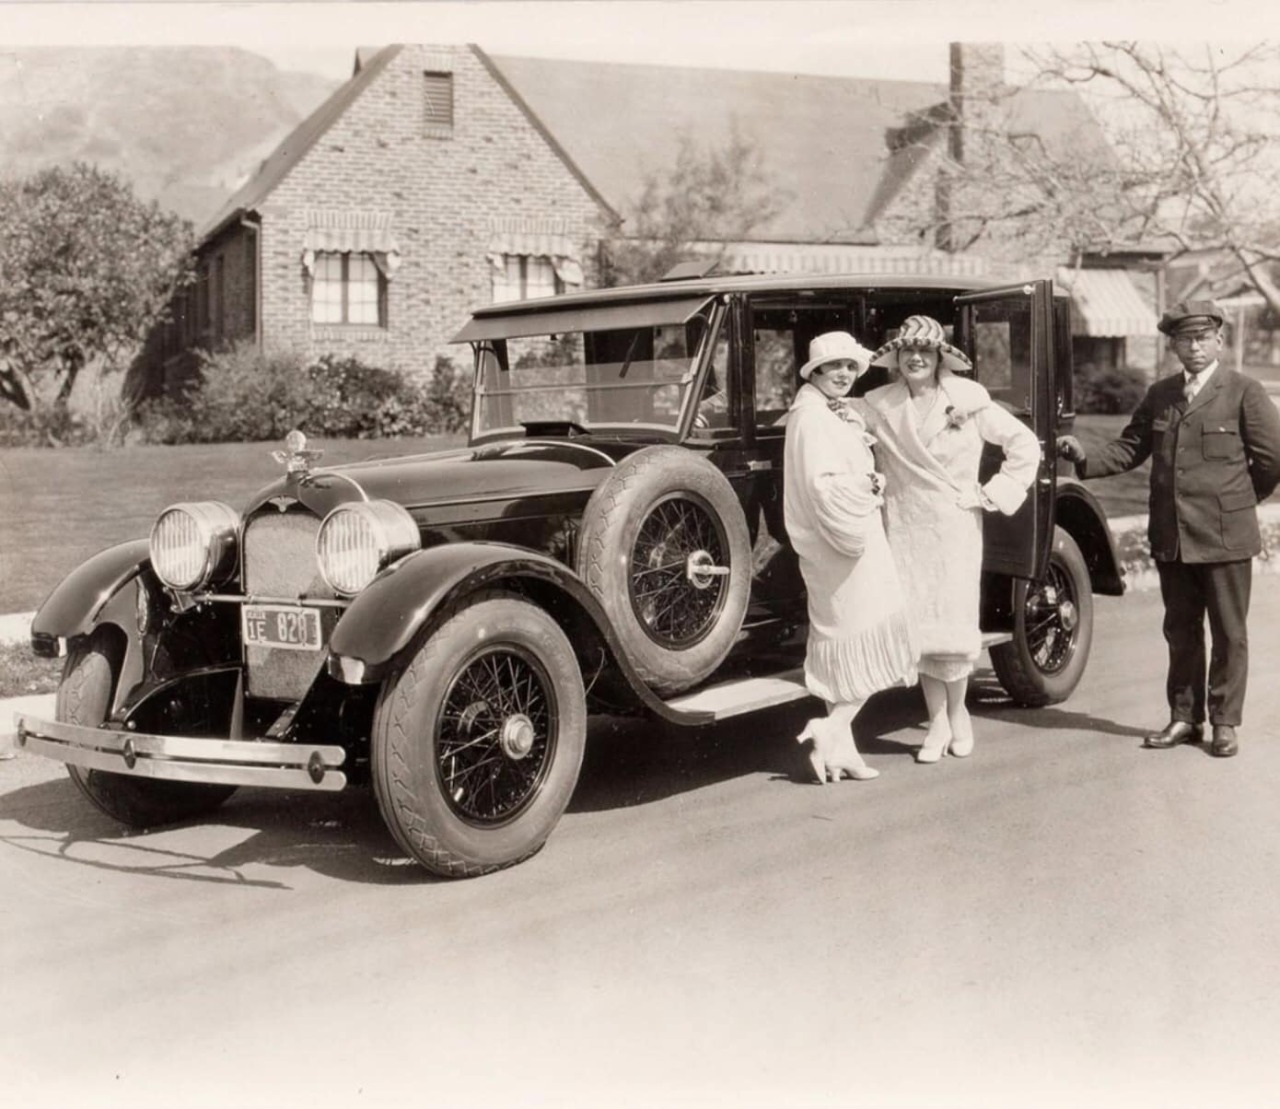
(1143, 721), (1203, 749)
(1210, 725), (1239, 758)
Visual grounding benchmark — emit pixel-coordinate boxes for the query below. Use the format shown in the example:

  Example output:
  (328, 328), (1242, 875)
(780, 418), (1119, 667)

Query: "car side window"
(753, 327), (797, 426)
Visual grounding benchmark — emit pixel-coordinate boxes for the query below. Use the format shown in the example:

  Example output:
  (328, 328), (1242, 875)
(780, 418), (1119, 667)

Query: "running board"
(661, 631), (1013, 723)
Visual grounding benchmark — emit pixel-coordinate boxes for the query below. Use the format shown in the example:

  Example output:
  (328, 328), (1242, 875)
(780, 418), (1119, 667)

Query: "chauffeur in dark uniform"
(1058, 300), (1280, 757)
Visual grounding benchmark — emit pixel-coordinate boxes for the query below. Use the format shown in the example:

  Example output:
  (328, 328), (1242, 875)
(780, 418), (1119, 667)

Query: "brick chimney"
(948, 42), (1005, 164)
(937, 42), (1005, 251)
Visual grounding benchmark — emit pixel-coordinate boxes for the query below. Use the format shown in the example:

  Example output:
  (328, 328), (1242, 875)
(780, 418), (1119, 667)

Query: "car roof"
(466, 271), (1004, 321)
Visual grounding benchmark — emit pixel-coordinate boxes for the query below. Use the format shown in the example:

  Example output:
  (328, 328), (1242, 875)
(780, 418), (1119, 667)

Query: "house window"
(491, 255), (572, 303)
(423, 72), (454, 135)
(311, 252), (387, 326)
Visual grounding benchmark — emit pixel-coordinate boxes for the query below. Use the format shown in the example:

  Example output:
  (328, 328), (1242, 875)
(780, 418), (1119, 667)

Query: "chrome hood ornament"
(272, 429), (323, 477)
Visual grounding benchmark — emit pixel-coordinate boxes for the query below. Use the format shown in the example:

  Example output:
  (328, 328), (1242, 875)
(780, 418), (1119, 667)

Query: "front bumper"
(14, 715), (348, 792)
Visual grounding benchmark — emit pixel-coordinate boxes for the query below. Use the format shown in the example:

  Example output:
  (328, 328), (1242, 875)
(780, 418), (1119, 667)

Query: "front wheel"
(990, 527), (1094, 707)
(371, 593), (587, 879)
(61, 637), (237, 828)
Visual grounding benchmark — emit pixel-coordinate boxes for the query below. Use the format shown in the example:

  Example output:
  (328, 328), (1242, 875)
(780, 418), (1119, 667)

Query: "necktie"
(1184, 373), (1201, 403)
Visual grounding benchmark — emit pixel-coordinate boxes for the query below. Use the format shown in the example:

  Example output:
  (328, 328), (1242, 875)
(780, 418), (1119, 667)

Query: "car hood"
(243, 439), (626, 520)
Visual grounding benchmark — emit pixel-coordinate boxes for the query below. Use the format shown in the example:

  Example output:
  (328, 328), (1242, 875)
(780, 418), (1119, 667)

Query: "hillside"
(0, 46), (341, 228)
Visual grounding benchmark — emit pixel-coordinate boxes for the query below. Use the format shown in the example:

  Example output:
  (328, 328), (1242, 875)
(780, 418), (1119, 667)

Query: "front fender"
(326, 542), (688, 720)
(1055, 479), (1125, 596)
(31, 539), (151, 653)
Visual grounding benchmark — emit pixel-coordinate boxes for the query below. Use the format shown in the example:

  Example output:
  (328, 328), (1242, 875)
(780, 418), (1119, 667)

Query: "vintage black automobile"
(18, 272), (1123, 877)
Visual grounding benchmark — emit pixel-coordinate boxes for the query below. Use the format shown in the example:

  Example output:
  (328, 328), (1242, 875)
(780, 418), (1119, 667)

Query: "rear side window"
(753, 327), (797, 425)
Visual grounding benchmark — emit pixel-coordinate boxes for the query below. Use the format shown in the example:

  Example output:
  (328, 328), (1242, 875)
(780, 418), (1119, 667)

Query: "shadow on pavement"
(0, 770), (427, 888)
(569, 682), (930, 814)
(967, 669), (1151, 740)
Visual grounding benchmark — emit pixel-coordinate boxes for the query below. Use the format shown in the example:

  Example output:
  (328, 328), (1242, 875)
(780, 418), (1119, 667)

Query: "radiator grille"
(242, 510), (338, 700)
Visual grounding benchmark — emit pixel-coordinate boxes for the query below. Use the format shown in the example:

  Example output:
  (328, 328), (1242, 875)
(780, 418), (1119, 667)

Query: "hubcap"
(499, 713), (536, 760)
(686, 549), (730, 590)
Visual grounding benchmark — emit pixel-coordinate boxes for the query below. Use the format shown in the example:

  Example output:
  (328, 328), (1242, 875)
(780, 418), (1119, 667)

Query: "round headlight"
(149, 502), (240, 591)
(316, 501), (420, 596)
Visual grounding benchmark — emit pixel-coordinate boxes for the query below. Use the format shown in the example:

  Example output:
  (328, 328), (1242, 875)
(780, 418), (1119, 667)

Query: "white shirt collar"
(1186, 359), (1219, 383)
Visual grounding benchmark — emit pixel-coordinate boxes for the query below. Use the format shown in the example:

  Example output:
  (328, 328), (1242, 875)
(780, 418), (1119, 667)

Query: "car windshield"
(473, 308), (715, 438)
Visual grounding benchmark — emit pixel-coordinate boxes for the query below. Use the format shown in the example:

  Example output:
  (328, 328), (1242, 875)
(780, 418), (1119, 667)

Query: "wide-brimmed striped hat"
(870, 315), (972, 372)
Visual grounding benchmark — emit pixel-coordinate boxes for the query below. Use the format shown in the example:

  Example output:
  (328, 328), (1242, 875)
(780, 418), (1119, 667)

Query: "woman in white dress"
(783, 331), (918, 783)
(859, 316), (1040, 763)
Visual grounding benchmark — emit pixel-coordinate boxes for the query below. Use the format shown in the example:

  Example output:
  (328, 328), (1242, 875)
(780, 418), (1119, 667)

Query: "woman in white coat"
(783, 332), (918, 783)
(859, 316), (1040, 763)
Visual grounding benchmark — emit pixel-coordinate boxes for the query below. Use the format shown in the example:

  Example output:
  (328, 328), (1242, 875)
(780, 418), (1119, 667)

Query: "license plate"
(242, 605), (322, 652)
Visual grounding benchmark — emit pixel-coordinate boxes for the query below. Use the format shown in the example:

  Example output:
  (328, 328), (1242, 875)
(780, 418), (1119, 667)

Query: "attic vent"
(423, 71), (454, 136)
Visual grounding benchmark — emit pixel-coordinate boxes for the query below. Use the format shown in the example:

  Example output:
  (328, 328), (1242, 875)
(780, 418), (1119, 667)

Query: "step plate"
(663, 633), (1013, 722)
(665, 668), (809, 721)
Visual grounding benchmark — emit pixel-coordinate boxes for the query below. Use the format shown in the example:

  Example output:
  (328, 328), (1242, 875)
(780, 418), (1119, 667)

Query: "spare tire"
(576, 445), (752, 695)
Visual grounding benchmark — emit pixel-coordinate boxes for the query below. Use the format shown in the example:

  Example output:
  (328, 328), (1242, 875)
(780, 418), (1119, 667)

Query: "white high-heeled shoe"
(947, 707), (974, 758)
(797, 718), (879, 783)
(915, 730), (950, 764)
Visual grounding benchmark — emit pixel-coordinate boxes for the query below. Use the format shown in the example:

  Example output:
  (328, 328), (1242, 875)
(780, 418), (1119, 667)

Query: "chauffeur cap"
(1157, 299), (1225, 336)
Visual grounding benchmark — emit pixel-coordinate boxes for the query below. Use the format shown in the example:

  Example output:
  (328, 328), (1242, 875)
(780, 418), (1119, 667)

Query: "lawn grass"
(1068, 413), (1151, 518)
(0, 435), (463, 614)
(0, 641), (60, 697)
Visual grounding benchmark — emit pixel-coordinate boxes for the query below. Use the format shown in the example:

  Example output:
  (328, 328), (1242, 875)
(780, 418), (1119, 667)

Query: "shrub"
(131, 348), (471, 443)
(0, 403), (97, 448)
(422, 356), (472, 434)
(306, 354), (413, 438)
(1074, 361), (1149, 415)
(133, 345), (312, 443)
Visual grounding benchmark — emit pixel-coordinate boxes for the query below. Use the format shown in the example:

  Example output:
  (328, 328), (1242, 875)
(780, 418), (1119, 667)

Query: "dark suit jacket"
(1082, 366), (1280, 563)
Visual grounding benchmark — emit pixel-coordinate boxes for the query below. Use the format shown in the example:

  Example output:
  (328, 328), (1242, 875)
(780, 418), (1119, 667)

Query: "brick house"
(132, 42), (1157, 397)
(134, 43), (614, 394)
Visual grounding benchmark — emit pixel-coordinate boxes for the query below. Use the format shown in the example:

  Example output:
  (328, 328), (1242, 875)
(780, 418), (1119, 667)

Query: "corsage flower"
(944, 404), (971, 431)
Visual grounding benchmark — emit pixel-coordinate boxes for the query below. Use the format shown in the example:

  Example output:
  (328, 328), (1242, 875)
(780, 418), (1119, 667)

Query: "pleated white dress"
(783, 383), (918, 704)
(859, 372), (1040, 681)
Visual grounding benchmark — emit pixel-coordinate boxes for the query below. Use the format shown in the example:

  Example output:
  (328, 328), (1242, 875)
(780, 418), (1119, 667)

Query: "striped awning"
(302, 209), (401, 276)
(487, 217), (583, 285)
(1056, 267), (1157, 337)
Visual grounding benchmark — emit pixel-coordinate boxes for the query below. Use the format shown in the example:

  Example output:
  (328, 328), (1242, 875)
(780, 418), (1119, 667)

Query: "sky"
(4, 1), (1280, 83)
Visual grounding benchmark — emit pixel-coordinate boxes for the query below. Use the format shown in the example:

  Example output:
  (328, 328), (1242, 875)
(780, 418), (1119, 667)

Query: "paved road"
(4, 581), (1280, 1109)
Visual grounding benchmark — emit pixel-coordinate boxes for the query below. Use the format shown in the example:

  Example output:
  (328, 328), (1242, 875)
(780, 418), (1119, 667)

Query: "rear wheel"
(990, 527), (1093, 706)
(371, 593), (587, 879)
(62, 638), (237, 828)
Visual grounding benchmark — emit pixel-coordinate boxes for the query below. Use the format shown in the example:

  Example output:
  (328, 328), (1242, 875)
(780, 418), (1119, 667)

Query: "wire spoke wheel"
(371, 593), (587, 878)
(629, 493), (729, 649)
(1023, 559), (1079, 675)
(576, 445), (752, 695)
(437, 645), (556, 825)
(990, 526), (1093, 707)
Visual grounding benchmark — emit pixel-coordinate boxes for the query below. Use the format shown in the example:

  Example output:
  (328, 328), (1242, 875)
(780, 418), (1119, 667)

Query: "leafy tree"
(0, 162), (195, 411)
(595, 124), (790, 287)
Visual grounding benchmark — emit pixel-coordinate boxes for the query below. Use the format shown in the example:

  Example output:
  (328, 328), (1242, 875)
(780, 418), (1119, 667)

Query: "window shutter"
(423, 72), (454, 134)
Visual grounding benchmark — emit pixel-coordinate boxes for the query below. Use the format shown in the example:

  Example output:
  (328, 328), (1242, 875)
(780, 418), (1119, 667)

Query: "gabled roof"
(490, 55), (945, 244)
(200, 45), (404, 241)
(490, 56), (1114, 246)
(201, 47), (1116, 252)
(860, 86), (1117, 231)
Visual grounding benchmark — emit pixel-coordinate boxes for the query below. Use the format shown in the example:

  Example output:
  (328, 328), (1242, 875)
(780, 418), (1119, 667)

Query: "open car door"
(955, 280), (1056, 581)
